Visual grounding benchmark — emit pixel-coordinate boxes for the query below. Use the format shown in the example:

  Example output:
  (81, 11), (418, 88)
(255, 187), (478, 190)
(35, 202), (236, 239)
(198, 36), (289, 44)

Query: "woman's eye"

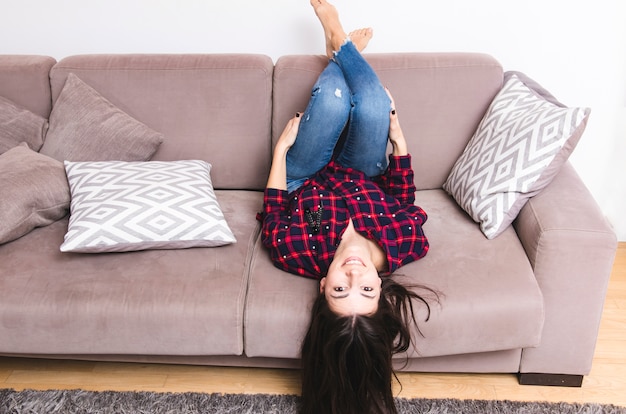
(334, 287), (345, 292)
(363, 287), (373, 292)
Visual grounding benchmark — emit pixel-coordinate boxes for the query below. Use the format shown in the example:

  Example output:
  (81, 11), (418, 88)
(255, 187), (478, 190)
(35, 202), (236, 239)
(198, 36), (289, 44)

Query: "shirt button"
(356, 197), (361, 200)
(392, 214), (396, 217)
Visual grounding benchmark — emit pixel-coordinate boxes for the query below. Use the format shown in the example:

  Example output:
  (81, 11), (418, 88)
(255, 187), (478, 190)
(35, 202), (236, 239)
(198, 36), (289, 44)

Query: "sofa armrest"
(513, 162), (617, 377)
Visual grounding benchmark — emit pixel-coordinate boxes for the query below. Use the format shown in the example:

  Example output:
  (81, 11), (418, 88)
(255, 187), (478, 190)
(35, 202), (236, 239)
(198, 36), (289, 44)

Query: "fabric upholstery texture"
(0, 96), (48, 154)
(0, 55), (56, 118)
(0, 144), (70, 244)
(40, 73), (164, 162)
(61, 160), (236, 253)
(443, 74), (590, 239)
(49, 54), (274, 190)
(514, 162), (618, 375)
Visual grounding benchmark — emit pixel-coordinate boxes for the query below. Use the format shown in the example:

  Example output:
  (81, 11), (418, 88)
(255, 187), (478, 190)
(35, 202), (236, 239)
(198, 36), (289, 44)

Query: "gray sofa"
(0, 52), (617, 387)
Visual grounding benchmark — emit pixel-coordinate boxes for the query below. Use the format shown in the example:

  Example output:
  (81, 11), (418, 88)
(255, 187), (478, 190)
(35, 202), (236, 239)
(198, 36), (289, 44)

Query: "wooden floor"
(1, 243), (625, 407)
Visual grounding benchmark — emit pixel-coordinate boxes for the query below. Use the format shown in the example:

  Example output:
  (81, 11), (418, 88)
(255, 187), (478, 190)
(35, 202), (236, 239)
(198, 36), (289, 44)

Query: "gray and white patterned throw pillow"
(61, 160), (236, 253)
(443, 74), (590, 239)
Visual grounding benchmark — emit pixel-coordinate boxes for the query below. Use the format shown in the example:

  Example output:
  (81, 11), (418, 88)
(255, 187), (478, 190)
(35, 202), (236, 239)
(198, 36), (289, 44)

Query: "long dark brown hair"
(299, 277), (436, 414)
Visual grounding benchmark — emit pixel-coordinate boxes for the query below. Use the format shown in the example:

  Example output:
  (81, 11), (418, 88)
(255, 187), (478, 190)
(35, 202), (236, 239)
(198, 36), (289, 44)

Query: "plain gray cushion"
(40, 73), (164, 162)
(0, 144), (69, 244)
(0, 96), (48, 154)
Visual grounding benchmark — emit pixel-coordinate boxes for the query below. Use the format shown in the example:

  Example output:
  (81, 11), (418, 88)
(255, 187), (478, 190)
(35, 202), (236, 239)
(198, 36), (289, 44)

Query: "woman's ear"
(319, 277), (326, 294)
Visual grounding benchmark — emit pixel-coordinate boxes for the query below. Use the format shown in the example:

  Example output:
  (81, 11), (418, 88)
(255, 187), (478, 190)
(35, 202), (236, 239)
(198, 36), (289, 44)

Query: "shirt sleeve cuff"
(264, 187), (289, 212)
(388, 154), (412, 171)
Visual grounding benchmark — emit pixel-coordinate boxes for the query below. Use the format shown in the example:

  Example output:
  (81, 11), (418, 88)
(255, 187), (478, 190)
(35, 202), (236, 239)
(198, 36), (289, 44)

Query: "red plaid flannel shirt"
(258, 155), (428, 279)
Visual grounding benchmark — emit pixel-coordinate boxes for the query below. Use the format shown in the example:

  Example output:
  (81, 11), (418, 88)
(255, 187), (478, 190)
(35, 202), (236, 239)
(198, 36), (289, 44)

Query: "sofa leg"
(518, 373), (584, 387)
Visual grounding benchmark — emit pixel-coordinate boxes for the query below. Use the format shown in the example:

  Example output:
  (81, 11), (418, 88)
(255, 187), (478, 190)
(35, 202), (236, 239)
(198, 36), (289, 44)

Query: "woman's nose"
(346, 268), (362, 277)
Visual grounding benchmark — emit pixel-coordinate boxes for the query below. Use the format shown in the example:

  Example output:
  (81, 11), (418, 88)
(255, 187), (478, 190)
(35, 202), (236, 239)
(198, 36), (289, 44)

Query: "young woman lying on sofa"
(257, 1), (435, 413)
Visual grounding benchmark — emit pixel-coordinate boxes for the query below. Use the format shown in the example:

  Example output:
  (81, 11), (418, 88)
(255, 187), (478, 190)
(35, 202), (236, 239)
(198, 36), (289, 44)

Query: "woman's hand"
(385, 89), (408, 157)
(266, 113), (302, 191)
(276, 113), (302, 152)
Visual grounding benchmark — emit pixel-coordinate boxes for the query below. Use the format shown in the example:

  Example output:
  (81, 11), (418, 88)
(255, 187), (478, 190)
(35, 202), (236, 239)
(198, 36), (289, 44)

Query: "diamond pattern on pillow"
(443, 74), (590, 239)
(61, 160), (236, 253)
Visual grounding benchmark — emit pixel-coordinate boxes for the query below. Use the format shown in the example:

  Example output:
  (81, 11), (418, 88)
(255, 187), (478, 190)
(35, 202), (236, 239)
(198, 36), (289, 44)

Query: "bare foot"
(310, 0), (348, 58)
(348, 28), (373, 52)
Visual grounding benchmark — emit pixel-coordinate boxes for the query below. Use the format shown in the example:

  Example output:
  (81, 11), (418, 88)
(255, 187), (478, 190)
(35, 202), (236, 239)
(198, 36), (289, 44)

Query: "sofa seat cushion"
(244, 189), (544, 360)
(0, 190), (262, 357)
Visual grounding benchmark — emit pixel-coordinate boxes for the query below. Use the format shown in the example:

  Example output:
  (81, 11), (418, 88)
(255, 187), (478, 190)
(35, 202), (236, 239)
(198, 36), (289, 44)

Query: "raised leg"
(311, 0), (391, 177)
(332, 42), (391, 177)
(285, 62), (351, 192)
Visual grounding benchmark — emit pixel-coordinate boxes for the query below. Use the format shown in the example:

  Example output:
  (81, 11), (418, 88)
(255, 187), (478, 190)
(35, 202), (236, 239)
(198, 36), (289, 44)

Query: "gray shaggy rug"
(1, 389), (625, 413)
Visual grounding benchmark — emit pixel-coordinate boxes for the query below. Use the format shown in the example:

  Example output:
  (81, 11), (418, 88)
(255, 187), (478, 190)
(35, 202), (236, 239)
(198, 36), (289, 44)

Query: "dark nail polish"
(391, 110), (396, 115)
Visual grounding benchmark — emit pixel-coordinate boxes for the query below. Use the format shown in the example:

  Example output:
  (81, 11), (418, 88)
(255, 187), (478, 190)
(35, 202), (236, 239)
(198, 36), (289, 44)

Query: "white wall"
(3, 0), (625, 240)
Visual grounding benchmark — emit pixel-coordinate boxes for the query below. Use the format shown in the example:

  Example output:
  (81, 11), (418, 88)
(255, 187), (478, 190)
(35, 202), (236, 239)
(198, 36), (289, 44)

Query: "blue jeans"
(286, 40), (391, 193)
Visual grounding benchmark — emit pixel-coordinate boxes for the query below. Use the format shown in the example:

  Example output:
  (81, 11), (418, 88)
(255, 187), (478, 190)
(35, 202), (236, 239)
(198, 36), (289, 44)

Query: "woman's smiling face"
(321, 251), (382, 316)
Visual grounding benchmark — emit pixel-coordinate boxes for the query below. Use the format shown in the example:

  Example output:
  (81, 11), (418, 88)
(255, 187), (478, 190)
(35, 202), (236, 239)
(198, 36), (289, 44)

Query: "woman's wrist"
(274, 141), (291, 157)
(266, 143), (290, 190)
(391, 136), (408, 156)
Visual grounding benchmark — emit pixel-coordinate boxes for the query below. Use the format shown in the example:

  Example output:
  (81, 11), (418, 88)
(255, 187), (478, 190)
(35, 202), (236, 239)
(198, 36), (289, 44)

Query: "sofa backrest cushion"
(272, 53), (503, 190)
(50, 54), (274, 190)
(0, 55), (56, 119)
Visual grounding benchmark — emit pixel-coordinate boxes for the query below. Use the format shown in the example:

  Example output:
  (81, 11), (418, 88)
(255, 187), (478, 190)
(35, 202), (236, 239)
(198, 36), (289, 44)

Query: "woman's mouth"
(343, 256), (365, 266)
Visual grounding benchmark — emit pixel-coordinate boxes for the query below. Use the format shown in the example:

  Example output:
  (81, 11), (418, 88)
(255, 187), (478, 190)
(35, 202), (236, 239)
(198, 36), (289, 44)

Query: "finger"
(291, 113), (302, 127)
